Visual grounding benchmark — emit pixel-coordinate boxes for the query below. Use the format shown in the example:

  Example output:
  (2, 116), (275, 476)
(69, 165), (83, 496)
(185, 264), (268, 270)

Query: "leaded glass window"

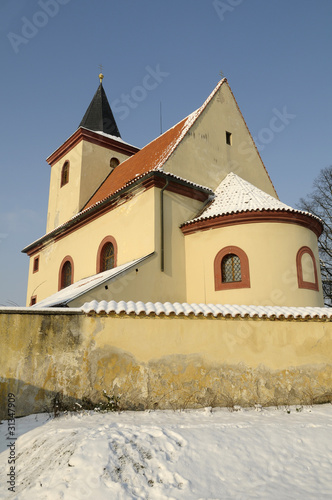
(101, 243), (114, 271)
(222, 254), (241, 283)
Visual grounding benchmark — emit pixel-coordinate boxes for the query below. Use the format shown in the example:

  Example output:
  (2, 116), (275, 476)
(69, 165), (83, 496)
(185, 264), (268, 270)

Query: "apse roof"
(184, 172), (321, 224)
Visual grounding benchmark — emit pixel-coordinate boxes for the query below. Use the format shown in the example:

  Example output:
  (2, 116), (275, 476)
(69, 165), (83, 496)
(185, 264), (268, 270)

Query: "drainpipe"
(160, 178), (169, 272)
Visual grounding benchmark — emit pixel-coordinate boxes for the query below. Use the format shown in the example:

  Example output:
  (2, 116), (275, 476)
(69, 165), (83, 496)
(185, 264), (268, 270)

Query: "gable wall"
(163, 83), (277, 197)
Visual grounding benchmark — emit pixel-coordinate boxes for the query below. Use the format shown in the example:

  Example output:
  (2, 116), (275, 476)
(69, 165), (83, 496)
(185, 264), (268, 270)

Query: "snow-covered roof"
(185, 173), (320, 224)
(82, 128), (138, 148)
(32, 254), (153, 308)
(83, 79), (227, 210)
(81, 300), (332, 320)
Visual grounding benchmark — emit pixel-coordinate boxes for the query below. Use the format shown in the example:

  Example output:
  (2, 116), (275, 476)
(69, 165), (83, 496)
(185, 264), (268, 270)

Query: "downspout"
(160, 178), (169, 272)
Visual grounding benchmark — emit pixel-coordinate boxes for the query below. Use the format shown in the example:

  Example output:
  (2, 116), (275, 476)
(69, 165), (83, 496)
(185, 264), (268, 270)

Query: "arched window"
(296, 246), (319, 291)
(110, 157), (120, 170)
(214, 246), (250, 291)
(97, 236), (118, 273)
(58, 256), (74, 290)
(60, 161), (70, 187)
(222, 254), (241, 282)
(101, 242), (114, 271)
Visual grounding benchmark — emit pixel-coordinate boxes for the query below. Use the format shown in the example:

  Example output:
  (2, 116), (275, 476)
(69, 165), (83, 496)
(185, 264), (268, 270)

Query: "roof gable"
(83, 79), (227, 210)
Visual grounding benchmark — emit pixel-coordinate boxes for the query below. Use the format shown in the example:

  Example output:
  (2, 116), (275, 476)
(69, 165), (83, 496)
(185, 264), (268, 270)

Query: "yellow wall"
(1, 309), (331, 418)
(184, 221), (324, 306)
(28, 187), (156, 305)
(27, 187), (202, 306)
(46, 139), (132, 232)
(164, 83), (277, 197)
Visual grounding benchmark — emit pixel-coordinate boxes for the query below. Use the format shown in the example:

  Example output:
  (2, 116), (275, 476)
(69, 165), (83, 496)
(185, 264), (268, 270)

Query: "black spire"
(79, 75), (121, 137)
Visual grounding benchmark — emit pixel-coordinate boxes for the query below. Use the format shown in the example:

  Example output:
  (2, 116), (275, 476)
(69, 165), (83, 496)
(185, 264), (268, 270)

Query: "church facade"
(22, 75), (324, 308)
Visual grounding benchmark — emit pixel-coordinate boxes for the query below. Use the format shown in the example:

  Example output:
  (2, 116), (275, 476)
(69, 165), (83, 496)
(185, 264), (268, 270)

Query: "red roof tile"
(84, 79), (227, 210)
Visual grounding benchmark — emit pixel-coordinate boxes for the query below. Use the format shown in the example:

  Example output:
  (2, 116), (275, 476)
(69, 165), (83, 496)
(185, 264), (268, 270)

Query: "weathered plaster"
(0, 310), (331, 418)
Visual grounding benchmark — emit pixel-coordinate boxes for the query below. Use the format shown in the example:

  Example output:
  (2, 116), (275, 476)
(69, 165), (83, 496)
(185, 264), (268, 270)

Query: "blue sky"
(0, 0), (331, 306)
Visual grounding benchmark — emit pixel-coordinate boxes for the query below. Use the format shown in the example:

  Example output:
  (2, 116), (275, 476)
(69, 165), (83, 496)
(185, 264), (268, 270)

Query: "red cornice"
(24, 173), (210, 257)
(181, 210), (323, 237)
(46, 128), (140, 167)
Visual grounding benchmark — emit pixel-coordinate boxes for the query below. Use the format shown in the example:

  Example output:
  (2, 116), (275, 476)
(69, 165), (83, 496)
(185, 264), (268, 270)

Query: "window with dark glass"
(60, 161), (70, 187)
(222, 254), (241, 282)
(61, 260), (72, 288)
(100, 243), (115, 272)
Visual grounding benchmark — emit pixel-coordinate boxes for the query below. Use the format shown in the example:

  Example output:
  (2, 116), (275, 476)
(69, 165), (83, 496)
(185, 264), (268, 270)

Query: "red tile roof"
(84, 79), (227, 210)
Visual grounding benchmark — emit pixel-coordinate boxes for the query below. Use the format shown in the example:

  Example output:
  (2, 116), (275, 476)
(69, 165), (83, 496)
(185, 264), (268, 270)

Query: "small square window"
(226, 131), (232, 145)
(33, 256), (39, 273)
(30, 296), (37, 306)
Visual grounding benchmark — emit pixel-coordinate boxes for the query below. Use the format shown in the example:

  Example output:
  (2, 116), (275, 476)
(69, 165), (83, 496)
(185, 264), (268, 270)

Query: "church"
(22, 74), (324, 308)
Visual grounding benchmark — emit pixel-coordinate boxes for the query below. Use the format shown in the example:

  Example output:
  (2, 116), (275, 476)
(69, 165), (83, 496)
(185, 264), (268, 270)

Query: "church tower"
(46, 74), (139, 232)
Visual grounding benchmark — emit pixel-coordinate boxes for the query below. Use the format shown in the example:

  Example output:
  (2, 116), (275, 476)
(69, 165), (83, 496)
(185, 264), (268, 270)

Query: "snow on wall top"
(185, 173), (318, 224)
(81, 300), (332, 320)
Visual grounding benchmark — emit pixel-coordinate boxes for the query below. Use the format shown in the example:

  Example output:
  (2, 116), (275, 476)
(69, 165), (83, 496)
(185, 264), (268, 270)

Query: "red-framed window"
(30, 295), (37, 306)
(296, 246), (319, 291)
(96, 236), (117, 273)
(214, 246), (250, 291)
(33, 255), (39, 273)
(58, 256), (74, 290)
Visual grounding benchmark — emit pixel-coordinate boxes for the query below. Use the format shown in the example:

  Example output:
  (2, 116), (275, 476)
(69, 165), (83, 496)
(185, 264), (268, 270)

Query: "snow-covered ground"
(0, 405), (331, 499)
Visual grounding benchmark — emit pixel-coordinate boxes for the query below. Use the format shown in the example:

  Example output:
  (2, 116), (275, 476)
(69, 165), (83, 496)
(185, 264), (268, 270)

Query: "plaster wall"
(164, 83), (277, 197)
(0, 310), (331, 418)
(46, 139), (131, 233)
(27, 187), (202, 306)
(184, 221), (324, 306)
(27, 187), (156, 305)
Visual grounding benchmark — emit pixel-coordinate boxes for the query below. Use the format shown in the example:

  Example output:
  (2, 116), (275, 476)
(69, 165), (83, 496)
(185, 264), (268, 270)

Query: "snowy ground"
(0, 405), (331, 500)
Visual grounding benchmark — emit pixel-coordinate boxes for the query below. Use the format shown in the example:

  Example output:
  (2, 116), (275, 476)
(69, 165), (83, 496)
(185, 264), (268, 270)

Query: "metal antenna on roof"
(220, 69), (224, 79)
(160, 101), (163, 135)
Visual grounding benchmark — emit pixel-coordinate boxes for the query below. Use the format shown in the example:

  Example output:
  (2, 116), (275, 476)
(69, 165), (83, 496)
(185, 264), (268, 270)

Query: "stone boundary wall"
(0, 308), (331, 418)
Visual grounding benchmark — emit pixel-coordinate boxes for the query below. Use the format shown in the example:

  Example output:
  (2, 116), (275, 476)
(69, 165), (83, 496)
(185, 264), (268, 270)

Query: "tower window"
(60, 161), (70, 187)
(33, 256), (39, 273)
(110, 157), (120, 170)
(226, 131), (232, 145)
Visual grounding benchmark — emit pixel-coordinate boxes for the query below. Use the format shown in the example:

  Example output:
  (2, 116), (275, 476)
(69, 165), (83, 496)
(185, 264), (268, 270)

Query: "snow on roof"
(81, 300), (332, 320)
(82, 128), (138, 148)
(83, 79), (227, 210)
(32, 254), (153, 308)
(185, 173), (321, 224)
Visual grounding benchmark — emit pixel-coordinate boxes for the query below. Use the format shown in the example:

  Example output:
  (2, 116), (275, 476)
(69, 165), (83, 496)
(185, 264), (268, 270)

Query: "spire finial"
(99, 64), (104, 83)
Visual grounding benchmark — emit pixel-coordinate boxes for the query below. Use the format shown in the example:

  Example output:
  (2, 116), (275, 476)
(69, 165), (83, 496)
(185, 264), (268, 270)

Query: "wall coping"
(1, 302), (331, 321)
(81, 301), (332, 321)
